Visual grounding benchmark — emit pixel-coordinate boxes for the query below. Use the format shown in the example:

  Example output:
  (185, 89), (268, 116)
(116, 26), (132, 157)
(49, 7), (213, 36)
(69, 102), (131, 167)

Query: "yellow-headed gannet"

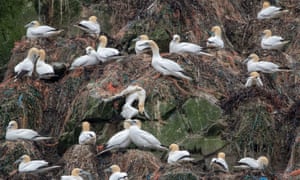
(261, 29), (289, 50)
(235, 156), (269, 170)
(36, 49), (57, 79)
(139, 40), (192, 80)
(169, 34), (212, 56)
(75, 16), (100, 37)
(61, 168), (91, 180)
(133, 34), (150, 54)
(257, 1), (288, 20)
(79, 121), (96, 145)
(98, 121), (131, 155)
(14, 47), (40, 80)
(97, 35), (120, 62)
(15, 154), (60, 173)
(245, 72), (263, 87)
(210, 152), (229, 172)
(244, 53), (291, 73)
(206, 26), (224, 49)
(127, 119), (168, 151)
(5, 120), (52, 141)
(70, 46), (103, 70)
(105, 164), (128, 180)
(25, 20), (63, 39)
(167, 144), (194, 164)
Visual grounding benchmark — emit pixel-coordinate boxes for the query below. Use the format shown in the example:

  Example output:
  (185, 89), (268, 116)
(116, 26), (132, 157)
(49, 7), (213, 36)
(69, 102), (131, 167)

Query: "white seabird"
(169, 34), (212, 56)
(235, 156), (269, 170)
(206, 26), (224, 49)
(61, 168), (91, 180)
(15, 154), (60, 173)
(25, 20), (63, 39)
(167, 143), (194, 164)
(5, 120), (52, 141)
(244, 53), (291, 73)
(139, 40), (192, 80)
(257, 1), (288, 20)
(245, 71), (263, 87)
(261, 29), (289, 50)
(14, 47), (40, 80)
(79, 121), (96, 145)
(70, 46), (102, 70)
(133, 34), (150, 54)
(97, 35), (121, 62)
(36, 49), (57, 79)
(127, 119), (168, 151)
(75, 16), (100, 37)
(105, 164), (128, 180)
(210, 152), (229, 172)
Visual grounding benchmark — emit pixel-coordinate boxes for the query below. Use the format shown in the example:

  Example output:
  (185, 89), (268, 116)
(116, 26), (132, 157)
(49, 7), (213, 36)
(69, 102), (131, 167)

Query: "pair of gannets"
(25, 21), (63, 39)
(105, 164), (128, 180)
(5, 120), (52, 141)
(261, 29), (289, 50)
(79, 121), (96, 145)
(61, 168), (92, 180)
(168, 144), (193, 164)
(245, 72), (263, 87)
(70, 46), (103, 70)
(257, 1), (288, 20)
(75, 16), (101, 37)
(15, 154), (60, 173)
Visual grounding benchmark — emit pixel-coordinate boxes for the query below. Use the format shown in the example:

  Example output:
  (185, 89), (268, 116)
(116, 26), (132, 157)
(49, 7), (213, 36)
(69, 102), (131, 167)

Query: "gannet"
(257, 1), (288, 20)
(97, 35), (120, 62)
(70, 46), (103, 70)
(79, 121), (96, 145)
(261, 29), (289, 50)
(210, 152), (229, 172)
(206, 26), (224, 49)
(105, 164), (128, 180)
(15, 154), (60, 173)
(5, 120), (52, 141)
(167, 144), (194, 164)
(14, 47), (40, 80)
(169, 34), (212, 56)
(127, 119), (168, 151)
(244, 53), (291, 73)
(25, 20), (63, 39)
(35, 49), (57, 79)
(133, 34), (150, 54)
(235, 156), (269, 170)
(245, 72), (263, 87)
(61, 168), (91, 180)
(139, 40), (192, 80)
(75, 16), (100, 37)
(98, 121), (131, 155)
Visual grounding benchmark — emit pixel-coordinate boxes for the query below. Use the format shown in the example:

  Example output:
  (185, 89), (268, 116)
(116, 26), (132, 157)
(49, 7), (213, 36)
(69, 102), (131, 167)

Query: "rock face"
(0, 0), (300, 179)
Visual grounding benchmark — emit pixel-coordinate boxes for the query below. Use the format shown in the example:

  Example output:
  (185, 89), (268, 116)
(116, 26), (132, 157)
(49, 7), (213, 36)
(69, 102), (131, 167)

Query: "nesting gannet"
(257, 1), (288, 20)
(79, 121), (96, 145)
(15, 154), (60, 173)
(105, 164), (128, 180)
(210, 152), (229, 172)
(75, 16), (100, 37)
(244, 53), (291, 73)
(169, 34), (212, 56)
(139, 40), (192, 80)
(261, 29), (289, 50)
(206, 26), (224, 49)
(14, 47), (40, 80)
(25, 20), (63, 39)
(133, 34), (150, 54)
(235, 156), (269, 170)
(127, 119), (168, 151)
(5, 120), (52, 141)
(35, 49), (57, 79)
(97, 35), (121, 62)
(167, 144), (194, 164)
(245, 72), (263, 87)
(70, 46), (103, 70)
(61, 168), (91, 180)
(98, 121), (131, 155)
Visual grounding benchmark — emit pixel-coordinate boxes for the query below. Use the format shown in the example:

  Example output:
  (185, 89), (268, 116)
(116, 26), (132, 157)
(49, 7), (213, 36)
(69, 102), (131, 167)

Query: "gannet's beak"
(24, 22), (32, 28)
(104, 167), (112, 172)
(243, 58), (250, 64)
(80, 170), (91, 176)
(14, 158), (22, 165)
(132, 37), (139, 42)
